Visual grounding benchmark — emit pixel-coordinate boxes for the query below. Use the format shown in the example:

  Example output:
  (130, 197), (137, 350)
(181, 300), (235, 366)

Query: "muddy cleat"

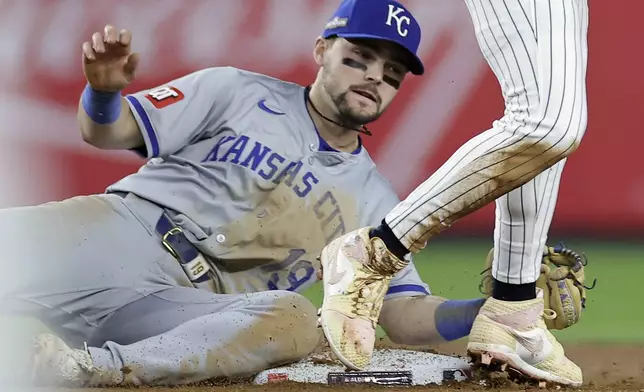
(466, 289), (583, 387)
(317, 227), (408, 370)
(30, 333), (118, 387)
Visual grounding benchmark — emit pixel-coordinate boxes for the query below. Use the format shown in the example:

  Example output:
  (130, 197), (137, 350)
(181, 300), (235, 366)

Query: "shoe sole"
(317, 249), (368, 372)
(318, 314), (365, 371)
(467, 344), (582, 387)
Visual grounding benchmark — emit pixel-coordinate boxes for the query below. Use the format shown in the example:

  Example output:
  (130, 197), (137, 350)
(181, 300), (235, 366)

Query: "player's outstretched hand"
(81, 24), (140, 92)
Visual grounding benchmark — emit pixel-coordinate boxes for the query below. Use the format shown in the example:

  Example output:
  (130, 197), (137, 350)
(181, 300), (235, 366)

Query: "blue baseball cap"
(321, 0), (424, 75)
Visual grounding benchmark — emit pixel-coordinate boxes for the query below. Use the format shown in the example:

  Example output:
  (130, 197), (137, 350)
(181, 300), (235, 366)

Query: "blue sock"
(81, 84), (122, 124)
(434, 298), (486, 341)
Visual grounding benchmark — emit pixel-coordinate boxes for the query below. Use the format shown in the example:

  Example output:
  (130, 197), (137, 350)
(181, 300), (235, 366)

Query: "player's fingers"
(91, 32), (105, 53)
(104, 24), (119, 44)
(118, 28), (132, 47)
(82, 41), (96, 61)
(123, 52), (140, 81)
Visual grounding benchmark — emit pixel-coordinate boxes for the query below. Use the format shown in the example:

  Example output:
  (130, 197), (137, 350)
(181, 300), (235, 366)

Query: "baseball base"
(253, 348), (473, 386)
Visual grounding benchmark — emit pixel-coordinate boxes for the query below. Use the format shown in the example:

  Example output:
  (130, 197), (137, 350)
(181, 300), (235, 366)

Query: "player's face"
(320, 38), (409, 125)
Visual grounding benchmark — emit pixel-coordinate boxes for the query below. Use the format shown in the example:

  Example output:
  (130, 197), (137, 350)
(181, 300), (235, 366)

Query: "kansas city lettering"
(313, 190), (347, 243)
(202, 135), (319, 198)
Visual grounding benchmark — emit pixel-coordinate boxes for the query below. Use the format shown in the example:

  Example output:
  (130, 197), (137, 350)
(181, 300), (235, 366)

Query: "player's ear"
(313, 36), (330, 66)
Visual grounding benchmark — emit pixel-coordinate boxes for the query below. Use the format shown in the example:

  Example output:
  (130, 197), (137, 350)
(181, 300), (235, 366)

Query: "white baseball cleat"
(467, 289), (583, 387)
(317, 227), (408, 370)
(30, 333), (116, 387)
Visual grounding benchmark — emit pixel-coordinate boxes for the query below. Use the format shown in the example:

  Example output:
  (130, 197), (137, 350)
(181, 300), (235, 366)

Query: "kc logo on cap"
(385, 4), (411, 37)
(321, 0), (425, 75)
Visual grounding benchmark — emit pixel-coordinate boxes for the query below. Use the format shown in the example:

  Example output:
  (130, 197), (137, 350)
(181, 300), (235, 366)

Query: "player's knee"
(544, 117), (586, 154)
(262, 290), (320, 360)
(520, 110), (587, 159)
(512, 117), (586, 165)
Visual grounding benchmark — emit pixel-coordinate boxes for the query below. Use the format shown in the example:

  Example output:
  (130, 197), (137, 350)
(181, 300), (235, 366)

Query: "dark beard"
(321, 66), (381, 126)
(331, 90), (382, 125)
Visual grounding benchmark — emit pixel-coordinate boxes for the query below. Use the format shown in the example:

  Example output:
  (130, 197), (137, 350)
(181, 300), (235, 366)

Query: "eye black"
(342, 58), (367, 71)
(383, 75), (401, 90)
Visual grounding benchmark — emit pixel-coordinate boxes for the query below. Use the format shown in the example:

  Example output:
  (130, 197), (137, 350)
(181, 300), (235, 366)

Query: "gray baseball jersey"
(108, 66), (429, 299)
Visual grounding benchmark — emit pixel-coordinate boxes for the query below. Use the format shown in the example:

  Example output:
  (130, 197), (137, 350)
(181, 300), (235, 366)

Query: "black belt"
(112, 192), (211, 284)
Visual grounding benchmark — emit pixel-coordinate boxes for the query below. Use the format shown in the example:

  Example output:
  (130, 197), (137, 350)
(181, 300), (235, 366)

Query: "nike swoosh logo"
(327, 253), (346, 285)
(512, 328), (552, 365)
(257, 99), (285, 115)
(485, 309), (550, 362)
(513, 331), (545, 355)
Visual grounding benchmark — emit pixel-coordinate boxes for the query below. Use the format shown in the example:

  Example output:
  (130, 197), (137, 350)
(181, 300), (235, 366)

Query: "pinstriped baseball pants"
(386, 0), (589, 284)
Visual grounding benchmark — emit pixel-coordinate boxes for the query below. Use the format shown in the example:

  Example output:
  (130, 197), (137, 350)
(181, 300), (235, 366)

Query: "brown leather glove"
(479, 244), (595, 330)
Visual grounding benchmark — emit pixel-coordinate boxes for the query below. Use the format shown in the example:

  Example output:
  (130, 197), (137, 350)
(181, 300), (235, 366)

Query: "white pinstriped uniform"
(386, 0), (589, 284)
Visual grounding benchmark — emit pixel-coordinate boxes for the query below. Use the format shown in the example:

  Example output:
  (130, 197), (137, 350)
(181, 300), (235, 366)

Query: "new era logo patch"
(145, 86), (184, 108)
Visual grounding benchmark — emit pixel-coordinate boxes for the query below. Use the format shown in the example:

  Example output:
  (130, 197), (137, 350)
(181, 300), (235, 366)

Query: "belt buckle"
(161, 226), (212, 283)
(161, 227), (183, 260)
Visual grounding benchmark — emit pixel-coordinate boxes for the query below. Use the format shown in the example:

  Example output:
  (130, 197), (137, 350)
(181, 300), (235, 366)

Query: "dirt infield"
(67, 338), (644, 392)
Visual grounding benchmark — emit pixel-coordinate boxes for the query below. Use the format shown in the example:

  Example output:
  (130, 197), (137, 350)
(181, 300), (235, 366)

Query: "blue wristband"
(434, 298), (486, 341)
(81, 84), (122, 125)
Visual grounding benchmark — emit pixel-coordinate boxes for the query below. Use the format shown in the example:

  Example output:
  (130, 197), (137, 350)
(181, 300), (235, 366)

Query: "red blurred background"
(1, 0), (642, 239)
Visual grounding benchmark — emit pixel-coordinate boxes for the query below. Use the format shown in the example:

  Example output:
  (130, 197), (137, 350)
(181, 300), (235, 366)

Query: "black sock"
(369, 220), (409, 260)
(492, 279), (537, 301)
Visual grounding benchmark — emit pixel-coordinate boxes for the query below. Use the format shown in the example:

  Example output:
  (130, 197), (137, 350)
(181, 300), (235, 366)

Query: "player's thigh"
(0, 194), (175, 331)
(0, 194), (169, 287)
(90, 288), (319, 347)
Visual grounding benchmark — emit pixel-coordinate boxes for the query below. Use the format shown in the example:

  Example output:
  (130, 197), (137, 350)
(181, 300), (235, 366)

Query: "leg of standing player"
(0, 194), (319, 387)
(387, 0), (588, 385)
(319, 0), (588, 385)
(386, 0), (588, 259)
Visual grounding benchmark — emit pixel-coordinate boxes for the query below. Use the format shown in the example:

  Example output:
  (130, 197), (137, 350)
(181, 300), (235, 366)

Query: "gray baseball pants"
(0, 192), (320, 386)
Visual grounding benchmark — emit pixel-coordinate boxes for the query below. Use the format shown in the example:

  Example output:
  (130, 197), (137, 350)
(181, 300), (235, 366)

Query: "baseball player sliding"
(319, 0), (590, 388)
(0, 0), (511, 387)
